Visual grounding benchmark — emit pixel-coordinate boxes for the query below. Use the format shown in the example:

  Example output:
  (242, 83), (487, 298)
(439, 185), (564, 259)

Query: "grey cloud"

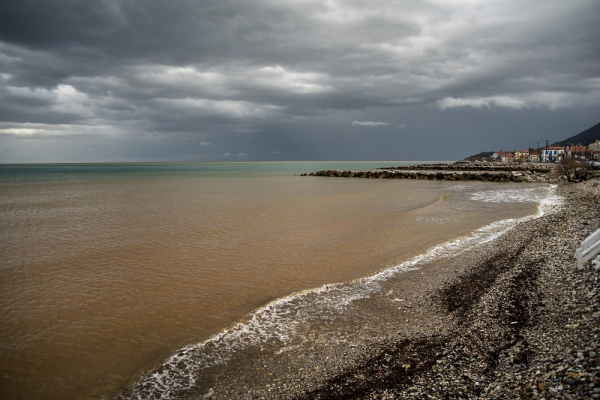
(0, 0), (599, 162)
(351, 121), (390, 127)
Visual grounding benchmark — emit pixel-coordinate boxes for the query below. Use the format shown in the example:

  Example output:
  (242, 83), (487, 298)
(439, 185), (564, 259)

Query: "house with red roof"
(540, 147), (565, 162)
(514, 149), (528, 161)
(492, 151), (514, 163)
(528, 149), (540, 162)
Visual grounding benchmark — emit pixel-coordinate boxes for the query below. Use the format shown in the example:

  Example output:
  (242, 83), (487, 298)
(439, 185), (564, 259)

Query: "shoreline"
(194, 179), (600, 399)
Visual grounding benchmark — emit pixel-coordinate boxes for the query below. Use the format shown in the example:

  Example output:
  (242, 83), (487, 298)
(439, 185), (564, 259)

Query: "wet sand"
(197, 178), (600, 399)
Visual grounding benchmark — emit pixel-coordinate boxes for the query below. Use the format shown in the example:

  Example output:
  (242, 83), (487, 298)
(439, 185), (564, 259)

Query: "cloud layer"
(1, 0), (599, 162)
(351, 121), (390, 127)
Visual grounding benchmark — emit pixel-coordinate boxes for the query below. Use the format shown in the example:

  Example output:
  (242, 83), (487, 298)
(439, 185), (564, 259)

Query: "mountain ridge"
(464, 121), (600, 160)
(552, 121), (600, 147)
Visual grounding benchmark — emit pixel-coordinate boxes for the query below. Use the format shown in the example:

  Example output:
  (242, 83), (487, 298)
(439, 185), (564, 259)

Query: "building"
(493, 151), (514, 163)
(514, 149), (528, 161)
(564, 145), (591, 159)
(528, 149), (540, 162)
(540, 146), (564, 162)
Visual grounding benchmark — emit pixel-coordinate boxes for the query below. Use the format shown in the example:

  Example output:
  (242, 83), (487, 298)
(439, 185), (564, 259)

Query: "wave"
(413, 192), (451, 212)
(118, 185), (562, 400)
(469, 186), (554, 203)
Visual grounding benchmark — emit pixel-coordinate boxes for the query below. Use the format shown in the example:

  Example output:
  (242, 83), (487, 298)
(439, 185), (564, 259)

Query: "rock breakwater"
(301, 161), (559, 183)
(302, 169), (553, 183)
(379, 161), (551, 172)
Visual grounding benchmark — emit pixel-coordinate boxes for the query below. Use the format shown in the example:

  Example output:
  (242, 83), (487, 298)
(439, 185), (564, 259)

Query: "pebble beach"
(195, 177), (600, 399)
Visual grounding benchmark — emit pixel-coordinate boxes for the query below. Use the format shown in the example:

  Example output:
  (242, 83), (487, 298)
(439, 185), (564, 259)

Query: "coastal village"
(302, 138), (600, 183)
(476, 139), (600, 163)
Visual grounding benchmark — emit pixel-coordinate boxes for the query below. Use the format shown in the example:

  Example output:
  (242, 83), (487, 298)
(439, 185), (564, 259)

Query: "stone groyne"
(301, 169), (554, 183)
(377, 162), (551, 172)
(301, 161), (559, 183)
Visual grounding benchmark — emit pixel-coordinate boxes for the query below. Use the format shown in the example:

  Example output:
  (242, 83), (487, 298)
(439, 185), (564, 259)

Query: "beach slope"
(199, 179), (600, 399)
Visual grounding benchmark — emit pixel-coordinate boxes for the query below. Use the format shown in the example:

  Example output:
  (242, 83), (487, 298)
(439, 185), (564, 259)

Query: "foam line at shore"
(121, 185), (562, 400)
(367, 185), (562, 283)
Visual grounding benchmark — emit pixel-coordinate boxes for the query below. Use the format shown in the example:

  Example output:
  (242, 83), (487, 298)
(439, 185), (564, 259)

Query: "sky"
(0, 0), (599, 163)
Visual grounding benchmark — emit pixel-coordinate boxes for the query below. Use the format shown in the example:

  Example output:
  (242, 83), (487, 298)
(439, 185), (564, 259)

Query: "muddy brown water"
(0, 162), (550, 399)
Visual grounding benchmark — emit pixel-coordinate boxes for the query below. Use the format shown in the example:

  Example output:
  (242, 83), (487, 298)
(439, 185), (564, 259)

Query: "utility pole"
(545, 139), (549, 163)
(586, 137), (589, 160)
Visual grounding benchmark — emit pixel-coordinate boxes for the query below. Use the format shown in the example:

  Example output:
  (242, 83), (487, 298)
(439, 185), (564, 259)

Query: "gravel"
(193, 178), (600, 399)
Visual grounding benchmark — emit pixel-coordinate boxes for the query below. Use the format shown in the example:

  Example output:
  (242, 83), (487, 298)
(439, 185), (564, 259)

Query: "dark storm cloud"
(0, 0), (599, 162)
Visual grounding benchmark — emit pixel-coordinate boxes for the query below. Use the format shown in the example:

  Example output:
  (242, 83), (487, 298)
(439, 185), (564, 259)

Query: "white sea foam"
(470, 186), (550, 203)
(365, 185), (560, 285)
(122, 184), (563, 400)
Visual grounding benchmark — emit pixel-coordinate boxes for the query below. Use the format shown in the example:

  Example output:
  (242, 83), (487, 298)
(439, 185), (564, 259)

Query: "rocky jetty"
(300, 161), (558, 183)
(303, 169), (553, 183)
(198, 179), (600, 399)
(378, 161), (550, 172)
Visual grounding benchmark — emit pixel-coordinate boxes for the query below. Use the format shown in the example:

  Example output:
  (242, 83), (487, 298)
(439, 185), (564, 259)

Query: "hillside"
(552, 121), (600, 146)
(463, 121), (600, 160)
(463, 151), (494, 161)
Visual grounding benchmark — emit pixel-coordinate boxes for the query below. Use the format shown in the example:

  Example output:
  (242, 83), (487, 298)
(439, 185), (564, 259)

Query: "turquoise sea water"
(0, 161), (434, 184)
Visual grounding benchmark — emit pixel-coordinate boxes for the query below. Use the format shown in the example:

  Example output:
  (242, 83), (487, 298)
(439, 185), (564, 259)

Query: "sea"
(0, 162), (561, 399)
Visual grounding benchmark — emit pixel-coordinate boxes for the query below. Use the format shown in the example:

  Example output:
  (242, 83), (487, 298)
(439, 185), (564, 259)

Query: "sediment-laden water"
(0, 162), (559, 399)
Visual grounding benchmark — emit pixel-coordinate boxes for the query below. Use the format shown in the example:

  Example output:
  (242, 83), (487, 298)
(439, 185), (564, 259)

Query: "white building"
(539, 147), (564, 162)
